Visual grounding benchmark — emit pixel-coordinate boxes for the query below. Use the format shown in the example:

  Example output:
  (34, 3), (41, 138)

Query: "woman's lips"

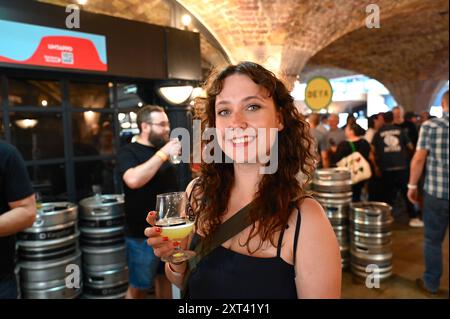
(229, 136), (256, 147)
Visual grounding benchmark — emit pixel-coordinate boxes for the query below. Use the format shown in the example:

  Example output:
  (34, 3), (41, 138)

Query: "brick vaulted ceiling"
(40, 0), (449, 111)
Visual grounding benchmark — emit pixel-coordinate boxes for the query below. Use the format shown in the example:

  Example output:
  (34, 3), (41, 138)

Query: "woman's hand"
(144, 211), (176, 259)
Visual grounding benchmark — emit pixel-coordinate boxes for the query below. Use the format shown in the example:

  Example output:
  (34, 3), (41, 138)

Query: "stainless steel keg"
(19, 250), (82, 299)
(21, 279), (82, 299)
(350, 202), (393, 233)
(79, 194), (124, 220)
(82, 266), (128, 299)
(80, 244), (127, 271)
(18, 202), (78, 242)
(79, 226), (125, 247)
(312, 169), (352, 193)
(350, 202), (394, 281)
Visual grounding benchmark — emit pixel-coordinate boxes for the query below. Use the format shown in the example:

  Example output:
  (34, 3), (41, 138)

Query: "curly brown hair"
(191, 61), (315, 253)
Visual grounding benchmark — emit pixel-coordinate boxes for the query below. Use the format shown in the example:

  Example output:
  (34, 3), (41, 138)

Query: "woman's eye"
(247, 104), (260, 111)
(217, 109), (231, 116)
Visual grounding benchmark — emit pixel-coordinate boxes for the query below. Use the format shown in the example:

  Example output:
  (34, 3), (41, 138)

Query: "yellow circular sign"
(304, 77), (333, 111)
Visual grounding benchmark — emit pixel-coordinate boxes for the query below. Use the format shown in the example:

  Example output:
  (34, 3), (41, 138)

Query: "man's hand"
(407, 188), (419, 205)
(159, 139), (181, 158)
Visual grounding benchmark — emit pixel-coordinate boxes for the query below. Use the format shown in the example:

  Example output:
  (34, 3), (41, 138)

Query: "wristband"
(407, 184), (418, 190)
(156, 150), (169, 162)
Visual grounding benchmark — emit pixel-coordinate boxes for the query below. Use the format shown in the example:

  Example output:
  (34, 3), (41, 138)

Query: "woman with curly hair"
(145, 61), (341, 299)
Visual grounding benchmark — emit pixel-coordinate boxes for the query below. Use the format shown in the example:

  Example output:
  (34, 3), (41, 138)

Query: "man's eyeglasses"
(148, 122), (170, 128)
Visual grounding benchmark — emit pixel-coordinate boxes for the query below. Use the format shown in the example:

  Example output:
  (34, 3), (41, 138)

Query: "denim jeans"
(380, 169), (417, 218)
(0, 274), (18, 299)
(125, 237), (160, 290)
(422, 192), (449, 293)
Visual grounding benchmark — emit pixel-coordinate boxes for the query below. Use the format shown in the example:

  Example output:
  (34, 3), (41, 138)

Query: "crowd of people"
(306, 102), (445, 228)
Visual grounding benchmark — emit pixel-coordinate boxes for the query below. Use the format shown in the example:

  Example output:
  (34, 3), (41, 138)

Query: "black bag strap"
(181, 201), (254, 298)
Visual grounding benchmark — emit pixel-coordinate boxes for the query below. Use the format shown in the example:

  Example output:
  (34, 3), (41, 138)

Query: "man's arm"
(122, 139), (180, 189)
(123, 154), (167, 189)
(407, 149), (428, 204)
(0, 194), (36, 237)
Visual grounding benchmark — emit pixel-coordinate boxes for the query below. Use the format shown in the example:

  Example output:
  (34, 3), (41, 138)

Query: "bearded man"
(117, 105), (180, 299)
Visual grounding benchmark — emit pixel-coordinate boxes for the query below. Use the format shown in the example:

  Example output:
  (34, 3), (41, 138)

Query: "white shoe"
(409, 218), (424, 228)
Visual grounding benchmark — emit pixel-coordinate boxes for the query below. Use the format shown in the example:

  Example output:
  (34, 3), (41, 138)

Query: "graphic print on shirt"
(380, 129), (401, 153)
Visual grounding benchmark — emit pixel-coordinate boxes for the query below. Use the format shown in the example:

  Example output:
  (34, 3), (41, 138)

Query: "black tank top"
(186, 209), (301, 299)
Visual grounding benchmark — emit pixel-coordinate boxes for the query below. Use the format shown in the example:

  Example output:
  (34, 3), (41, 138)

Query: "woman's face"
(214, 73), (283, 164)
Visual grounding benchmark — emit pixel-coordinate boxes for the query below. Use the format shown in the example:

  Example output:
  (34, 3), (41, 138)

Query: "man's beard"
(148, 132), (168, 149)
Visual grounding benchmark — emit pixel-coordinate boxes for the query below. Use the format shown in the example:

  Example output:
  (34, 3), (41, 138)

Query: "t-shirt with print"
(0, 141), (34, 279)
(372, 124), (411, 171)
(117, 142), (178, 239)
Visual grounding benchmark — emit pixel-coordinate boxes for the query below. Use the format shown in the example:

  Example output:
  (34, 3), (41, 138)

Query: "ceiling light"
(181, 14), (192, 27)
(41, 99), (48, 107)
(158, 86), (194, 105)
(77, 0), (88, 5)
(15, 119), (38, 129)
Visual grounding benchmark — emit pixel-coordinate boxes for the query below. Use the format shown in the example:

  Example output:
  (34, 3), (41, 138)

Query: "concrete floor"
(342, 217), (449, 299)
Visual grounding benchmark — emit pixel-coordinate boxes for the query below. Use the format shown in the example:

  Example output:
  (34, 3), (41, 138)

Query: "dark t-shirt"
(372, 124), (411, 171)
(335, 139), (371, 164)
(0, 141), (34, 278)
(117, 142), (178, 239)
(396, 121), (418, 148)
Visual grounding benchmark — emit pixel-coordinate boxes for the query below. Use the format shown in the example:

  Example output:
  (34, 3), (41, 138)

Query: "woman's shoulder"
(295, 197), (330, 232)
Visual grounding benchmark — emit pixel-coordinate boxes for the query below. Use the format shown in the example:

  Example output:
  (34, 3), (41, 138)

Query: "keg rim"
(17, 231), (80, 248)
(79, 226), (124, 234)
(19, 250), (81, 269)
(20, 220), (77, 234)
(351, 201), (393, 213)
(80, 244), (126, 254)
(79, 194), (124, 209)
(37, 202), (77, 216)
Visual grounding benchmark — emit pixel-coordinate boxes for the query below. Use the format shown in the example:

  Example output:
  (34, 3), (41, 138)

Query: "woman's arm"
(295, 198), (342, 298)
(144, 177), (200, 288)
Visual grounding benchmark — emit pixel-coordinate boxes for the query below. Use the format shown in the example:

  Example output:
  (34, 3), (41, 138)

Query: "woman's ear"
(277, 112), (284, 131)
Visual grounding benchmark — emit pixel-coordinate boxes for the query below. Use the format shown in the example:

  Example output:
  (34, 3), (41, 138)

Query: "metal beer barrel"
(312, 168), (352, 269)
(17, 202), (81, 299)
(78, 194), (128, 299)
(350, 202), (394, 282)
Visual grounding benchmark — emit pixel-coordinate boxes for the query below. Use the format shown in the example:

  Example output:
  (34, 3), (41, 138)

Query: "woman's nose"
(229, 111), (248, 129)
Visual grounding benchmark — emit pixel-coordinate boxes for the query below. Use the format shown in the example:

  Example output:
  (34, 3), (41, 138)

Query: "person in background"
(393, 106), (419, 149)
(419, 111), (431, 127)
(371, 111), (421, 227)
(321, 113), (346, 168)
(145, 61), (341, 299)
(407, 90), (449, 296)
(364, 113), (384, 144)
(403, 111), (419, 148)
(335, 122), (371, 202)
(117, 105), (181, 299)
(0, 140), (37, 299)
(316, 114), (329, 135)
(307, 113), (326, 168)
(365, 113), (385, 202)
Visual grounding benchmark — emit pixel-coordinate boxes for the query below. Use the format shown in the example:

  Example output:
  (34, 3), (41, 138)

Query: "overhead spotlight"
(41, 99), (48, 107)
(77, 0), (88, 5)
(181, 14), (192, 27)
(15, 119), (38, 129)
(158, 86), (194, 105)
